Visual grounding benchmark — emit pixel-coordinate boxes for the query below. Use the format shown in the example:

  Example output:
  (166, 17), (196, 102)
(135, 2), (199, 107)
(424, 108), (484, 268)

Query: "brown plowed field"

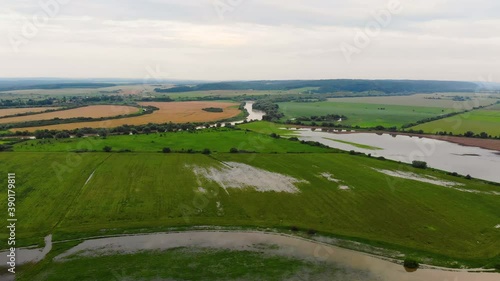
(15, 102), (241, 132)
(1, 105), (139, 125)
(0, 107), (59, 118)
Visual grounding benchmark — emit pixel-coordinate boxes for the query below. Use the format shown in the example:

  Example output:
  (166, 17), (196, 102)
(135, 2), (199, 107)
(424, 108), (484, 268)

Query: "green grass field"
(1, 151), (499, 267)
(322, 138), (382, 150)
(328, 93), (497, 109)
(12, 128), (327, 153)
(237, 121), (296, 136)
(278, 101), (453, 128)
(411, 104), (500, 137)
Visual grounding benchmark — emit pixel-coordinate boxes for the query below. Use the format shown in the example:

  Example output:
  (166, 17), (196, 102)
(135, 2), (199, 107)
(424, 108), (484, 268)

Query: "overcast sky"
(1, 0), (499, 81)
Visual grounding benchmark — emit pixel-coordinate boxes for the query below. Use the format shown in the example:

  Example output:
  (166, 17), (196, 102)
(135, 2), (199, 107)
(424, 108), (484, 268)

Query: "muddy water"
(233, 101), (265, 124)
(297, 130), (500, 183)
(197, 101), (265, 129)
(0, 234), (52, 266)
(55, 231), (499, 281)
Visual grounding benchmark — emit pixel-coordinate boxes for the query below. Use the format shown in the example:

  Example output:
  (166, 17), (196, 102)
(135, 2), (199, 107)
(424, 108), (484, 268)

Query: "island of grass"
(322, 137), (382, 150)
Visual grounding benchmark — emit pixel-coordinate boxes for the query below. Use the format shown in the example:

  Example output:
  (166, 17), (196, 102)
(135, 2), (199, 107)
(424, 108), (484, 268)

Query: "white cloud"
(0, 0), (498, 81)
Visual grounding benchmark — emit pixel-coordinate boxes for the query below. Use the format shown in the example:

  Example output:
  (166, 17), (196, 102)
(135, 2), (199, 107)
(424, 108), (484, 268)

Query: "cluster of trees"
(295, 114), (347, 122)
(403, 258), (420, 269)
(161, 147), (211, 154)
(26, 121), (212, 139)
(451, 96), (472, 101)
(0, 144), (12, 152)
(0, 98), (57, 107)
(401, 111), (465, 129)
(80, 95), (126, 103)
(412, 161), (428, 169)
(463, 131), (496, 139)
(402, 105), (490, 129)
(1, 95), (133, 109)
(252, 100), (284, 121)
(404, 129), (499, 139)
(202, 107), (224, 113)
(139, 96), (174, 102)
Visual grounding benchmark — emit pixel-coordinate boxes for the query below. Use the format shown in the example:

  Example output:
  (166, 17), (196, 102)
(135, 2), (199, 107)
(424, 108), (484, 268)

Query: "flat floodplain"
(1, 105), (139, 124)
(0, 107), (60, 118)
(1, 152), (498, 266)
(13, 129), (330, 153)
(328, 93), (497, 109)
(411, 103), (500, 136)
(278, 101), (450, 128)
(14, 101), (241, 131)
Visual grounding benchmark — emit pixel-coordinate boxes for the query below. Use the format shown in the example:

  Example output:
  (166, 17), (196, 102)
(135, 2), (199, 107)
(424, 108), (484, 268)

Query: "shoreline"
(18, 230), (500, 281)
(286, 125), (500, 152)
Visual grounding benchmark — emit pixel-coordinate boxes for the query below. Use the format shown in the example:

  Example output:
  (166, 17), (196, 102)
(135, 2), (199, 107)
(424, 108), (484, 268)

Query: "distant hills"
(0, 78), (498, 94)
(156, 79), (488, 94)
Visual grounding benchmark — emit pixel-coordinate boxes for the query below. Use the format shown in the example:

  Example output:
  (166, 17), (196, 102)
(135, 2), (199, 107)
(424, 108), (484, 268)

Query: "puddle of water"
(373, 169), (463, 187)
(0, 235), (52, 266)
(297, 130), (500, 183)
(189, 162), (306, 193)
(320, 172), (340, 183)
(319, 173), (351, 190)
(54, 231), (500, 281)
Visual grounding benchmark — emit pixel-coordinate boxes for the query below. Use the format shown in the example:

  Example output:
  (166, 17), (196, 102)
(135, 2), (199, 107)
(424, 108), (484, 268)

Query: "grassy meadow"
(411, 104), (500, 137)
(277, 101), (450, 128)
(328, 93), (497, 109)
(237, 121), (296, 136)
(12, 128), (328, 153)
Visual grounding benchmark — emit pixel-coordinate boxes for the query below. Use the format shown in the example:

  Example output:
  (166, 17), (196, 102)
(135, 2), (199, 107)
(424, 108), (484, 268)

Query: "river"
(296, 129), (500, 183)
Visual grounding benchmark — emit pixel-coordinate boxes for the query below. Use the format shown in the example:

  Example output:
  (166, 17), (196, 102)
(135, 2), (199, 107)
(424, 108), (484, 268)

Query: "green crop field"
(328, 93), (497, 109)
(12, 128), (327, 153)
(237, 121), (296, 136)
(277, 102), (451, 128)
(411, 104), (500, 137)
(1, 150), (499, 268)
(322, 138), (382, 150)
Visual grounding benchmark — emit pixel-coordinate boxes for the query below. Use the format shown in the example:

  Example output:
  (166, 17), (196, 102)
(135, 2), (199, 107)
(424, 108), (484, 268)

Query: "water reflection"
(296, 130), (500, 183)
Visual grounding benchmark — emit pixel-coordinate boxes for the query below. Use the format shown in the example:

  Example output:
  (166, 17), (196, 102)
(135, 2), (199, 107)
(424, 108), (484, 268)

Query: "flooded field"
(0, 235), (52, 265)
(54, 231), (500, 281)
(189, 161), (306, 193)
(297, 130), (500, 183)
